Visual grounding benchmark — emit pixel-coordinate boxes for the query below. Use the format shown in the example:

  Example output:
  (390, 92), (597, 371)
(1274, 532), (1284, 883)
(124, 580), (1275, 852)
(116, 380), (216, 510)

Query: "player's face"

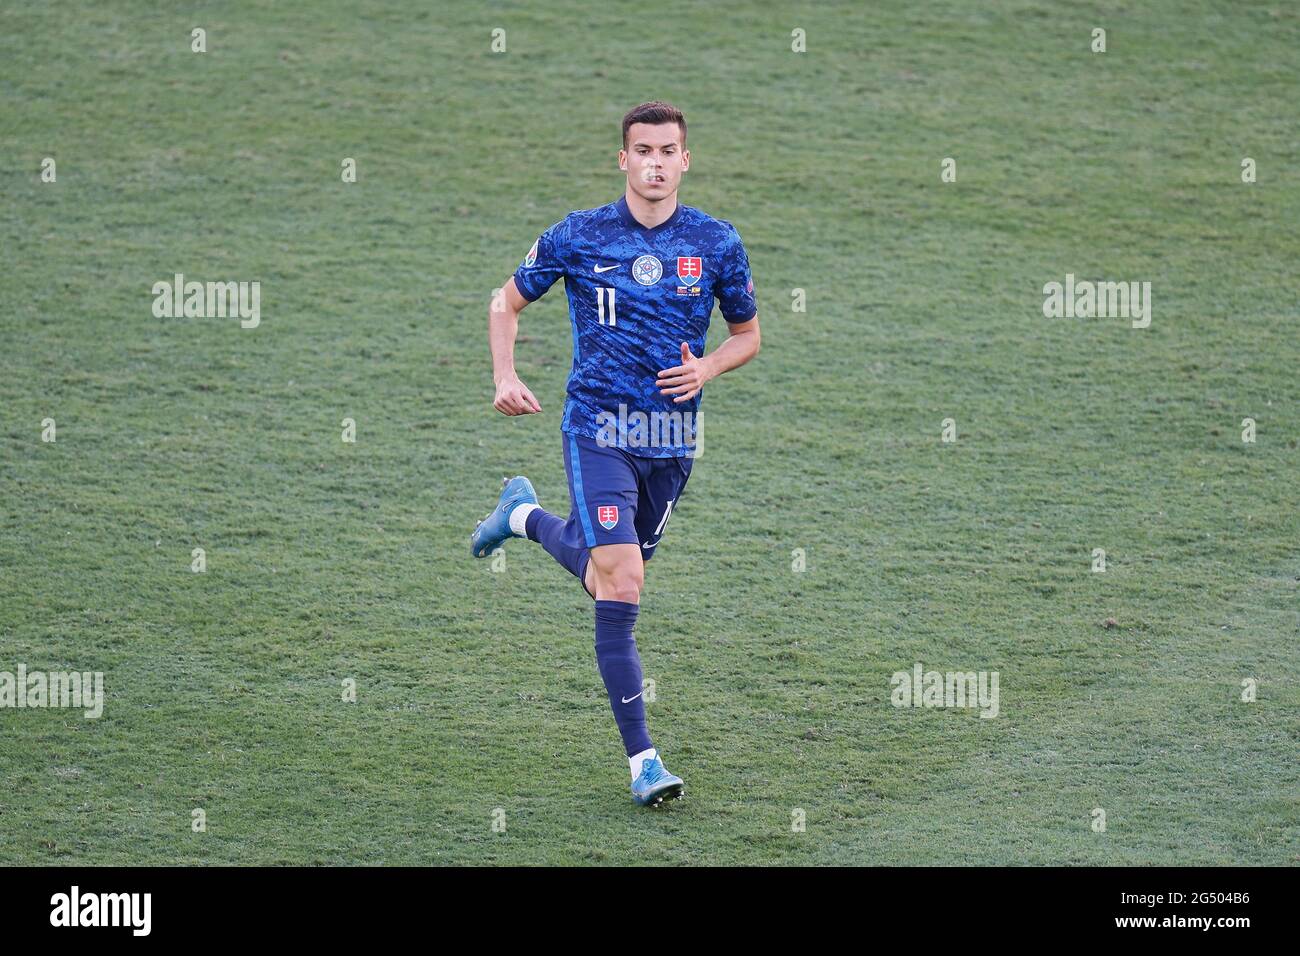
(620, 123), (689, 202)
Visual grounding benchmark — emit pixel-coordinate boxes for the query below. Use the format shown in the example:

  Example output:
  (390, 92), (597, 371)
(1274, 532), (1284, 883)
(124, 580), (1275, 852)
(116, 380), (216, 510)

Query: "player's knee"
(602, 562), (643, 603)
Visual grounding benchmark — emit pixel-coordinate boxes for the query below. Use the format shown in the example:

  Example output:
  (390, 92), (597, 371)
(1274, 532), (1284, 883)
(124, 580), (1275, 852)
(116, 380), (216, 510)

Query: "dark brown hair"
(622, 101), (686, 148)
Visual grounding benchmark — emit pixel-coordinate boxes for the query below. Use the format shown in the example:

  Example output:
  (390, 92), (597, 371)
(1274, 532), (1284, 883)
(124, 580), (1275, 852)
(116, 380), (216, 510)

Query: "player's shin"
(593, 600), (653, 759)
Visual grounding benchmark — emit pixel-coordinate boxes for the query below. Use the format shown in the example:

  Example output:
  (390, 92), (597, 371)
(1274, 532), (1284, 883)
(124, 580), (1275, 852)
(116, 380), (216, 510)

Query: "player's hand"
(656, 342), (712, 404)
(493, 374), (542, 415)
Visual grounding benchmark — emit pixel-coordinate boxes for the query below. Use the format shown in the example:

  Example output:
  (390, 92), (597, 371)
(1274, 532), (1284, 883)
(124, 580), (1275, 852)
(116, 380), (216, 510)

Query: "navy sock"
(593, 600), (652, 757)
(525, 508), (592, 595)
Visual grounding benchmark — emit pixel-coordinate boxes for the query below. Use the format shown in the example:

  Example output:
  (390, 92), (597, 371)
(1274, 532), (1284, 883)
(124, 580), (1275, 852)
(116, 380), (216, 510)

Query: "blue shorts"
(560, 433), (693, 561)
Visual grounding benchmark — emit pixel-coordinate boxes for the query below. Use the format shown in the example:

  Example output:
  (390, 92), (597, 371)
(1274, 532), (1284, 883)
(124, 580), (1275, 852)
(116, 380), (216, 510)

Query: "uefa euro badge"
(677, 257), (702, 286)
(597, 505), (619, 530)
(524, 239), (539, 268)
(632, 255), (663, 286)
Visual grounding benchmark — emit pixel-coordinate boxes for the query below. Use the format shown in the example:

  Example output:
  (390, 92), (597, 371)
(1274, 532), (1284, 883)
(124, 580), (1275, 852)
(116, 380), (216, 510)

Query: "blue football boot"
(631, 754), (685, 808)
(470, 475), (538, 558)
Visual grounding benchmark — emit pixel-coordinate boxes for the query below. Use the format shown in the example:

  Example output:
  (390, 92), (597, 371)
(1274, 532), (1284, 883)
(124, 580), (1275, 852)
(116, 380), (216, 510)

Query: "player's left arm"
(657, 222), (760, 404)
(656, 314), (760, 404)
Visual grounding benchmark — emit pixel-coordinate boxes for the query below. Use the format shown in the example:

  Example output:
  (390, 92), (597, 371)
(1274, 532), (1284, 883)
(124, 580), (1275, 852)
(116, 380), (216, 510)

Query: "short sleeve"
(715, 224), (756, 323)
(512, 218), (569, 302)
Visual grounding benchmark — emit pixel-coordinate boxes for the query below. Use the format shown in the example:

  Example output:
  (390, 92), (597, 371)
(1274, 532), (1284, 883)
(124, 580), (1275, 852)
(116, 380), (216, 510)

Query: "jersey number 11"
(596, 287), (617, 326)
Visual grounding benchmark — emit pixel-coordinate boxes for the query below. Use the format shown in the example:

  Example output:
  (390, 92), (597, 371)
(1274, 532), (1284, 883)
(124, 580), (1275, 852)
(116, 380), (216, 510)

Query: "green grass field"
(2, 0), (1297, 865)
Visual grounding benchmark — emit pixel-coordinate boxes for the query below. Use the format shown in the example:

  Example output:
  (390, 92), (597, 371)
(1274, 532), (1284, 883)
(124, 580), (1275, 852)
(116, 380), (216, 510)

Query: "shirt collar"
(616, 194), (682, 233)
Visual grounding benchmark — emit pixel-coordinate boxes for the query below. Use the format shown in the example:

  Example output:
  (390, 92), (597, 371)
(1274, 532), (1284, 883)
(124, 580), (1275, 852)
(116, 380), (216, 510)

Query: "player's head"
(619, 101), (689, 203)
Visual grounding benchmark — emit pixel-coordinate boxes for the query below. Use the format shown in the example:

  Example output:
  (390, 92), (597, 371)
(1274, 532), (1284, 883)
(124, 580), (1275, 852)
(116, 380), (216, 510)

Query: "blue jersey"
(513, 196), (756, 458)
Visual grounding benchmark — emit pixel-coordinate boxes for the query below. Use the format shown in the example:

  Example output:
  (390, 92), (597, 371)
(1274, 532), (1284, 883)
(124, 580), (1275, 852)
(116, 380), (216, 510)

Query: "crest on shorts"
(677, 257), (702, 287)
(597, 505), (619, 530)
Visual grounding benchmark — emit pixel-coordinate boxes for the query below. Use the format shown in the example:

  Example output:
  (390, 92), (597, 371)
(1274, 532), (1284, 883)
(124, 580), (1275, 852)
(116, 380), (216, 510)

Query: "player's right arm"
(489, 277), (542, 415)
(490, 219), (570, 416)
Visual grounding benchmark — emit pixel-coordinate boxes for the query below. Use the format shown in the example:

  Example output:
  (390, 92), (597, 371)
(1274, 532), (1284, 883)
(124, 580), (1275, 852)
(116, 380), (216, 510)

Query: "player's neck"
(623, 188), (678, 230)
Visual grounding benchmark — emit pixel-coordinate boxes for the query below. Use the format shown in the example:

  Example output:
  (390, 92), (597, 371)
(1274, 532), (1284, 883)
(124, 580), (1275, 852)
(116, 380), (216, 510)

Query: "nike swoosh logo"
(641, 541), (655, 549)
(621, 692), (643, 704)
(594, 264), (619, 273)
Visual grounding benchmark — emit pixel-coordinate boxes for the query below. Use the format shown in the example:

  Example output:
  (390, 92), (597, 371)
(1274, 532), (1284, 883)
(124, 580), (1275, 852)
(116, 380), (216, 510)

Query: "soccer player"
(471, 101), (761, 807)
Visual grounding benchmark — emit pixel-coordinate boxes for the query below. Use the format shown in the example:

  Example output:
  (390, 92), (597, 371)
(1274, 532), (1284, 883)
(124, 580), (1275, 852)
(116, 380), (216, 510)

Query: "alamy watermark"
(152, 273), (260, 328)
(594, 404), (703, 457)
(50, 886), (150, 936)
(1043, 274), (1150, 328)
(890, 663), (999, 718)
(1, 665), (104, 718)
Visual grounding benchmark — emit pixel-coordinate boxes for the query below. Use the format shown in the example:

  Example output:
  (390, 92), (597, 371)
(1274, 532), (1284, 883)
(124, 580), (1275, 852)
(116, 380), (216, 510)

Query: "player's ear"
(681, 148), (690, 172)
(618, 148), (627, 171)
